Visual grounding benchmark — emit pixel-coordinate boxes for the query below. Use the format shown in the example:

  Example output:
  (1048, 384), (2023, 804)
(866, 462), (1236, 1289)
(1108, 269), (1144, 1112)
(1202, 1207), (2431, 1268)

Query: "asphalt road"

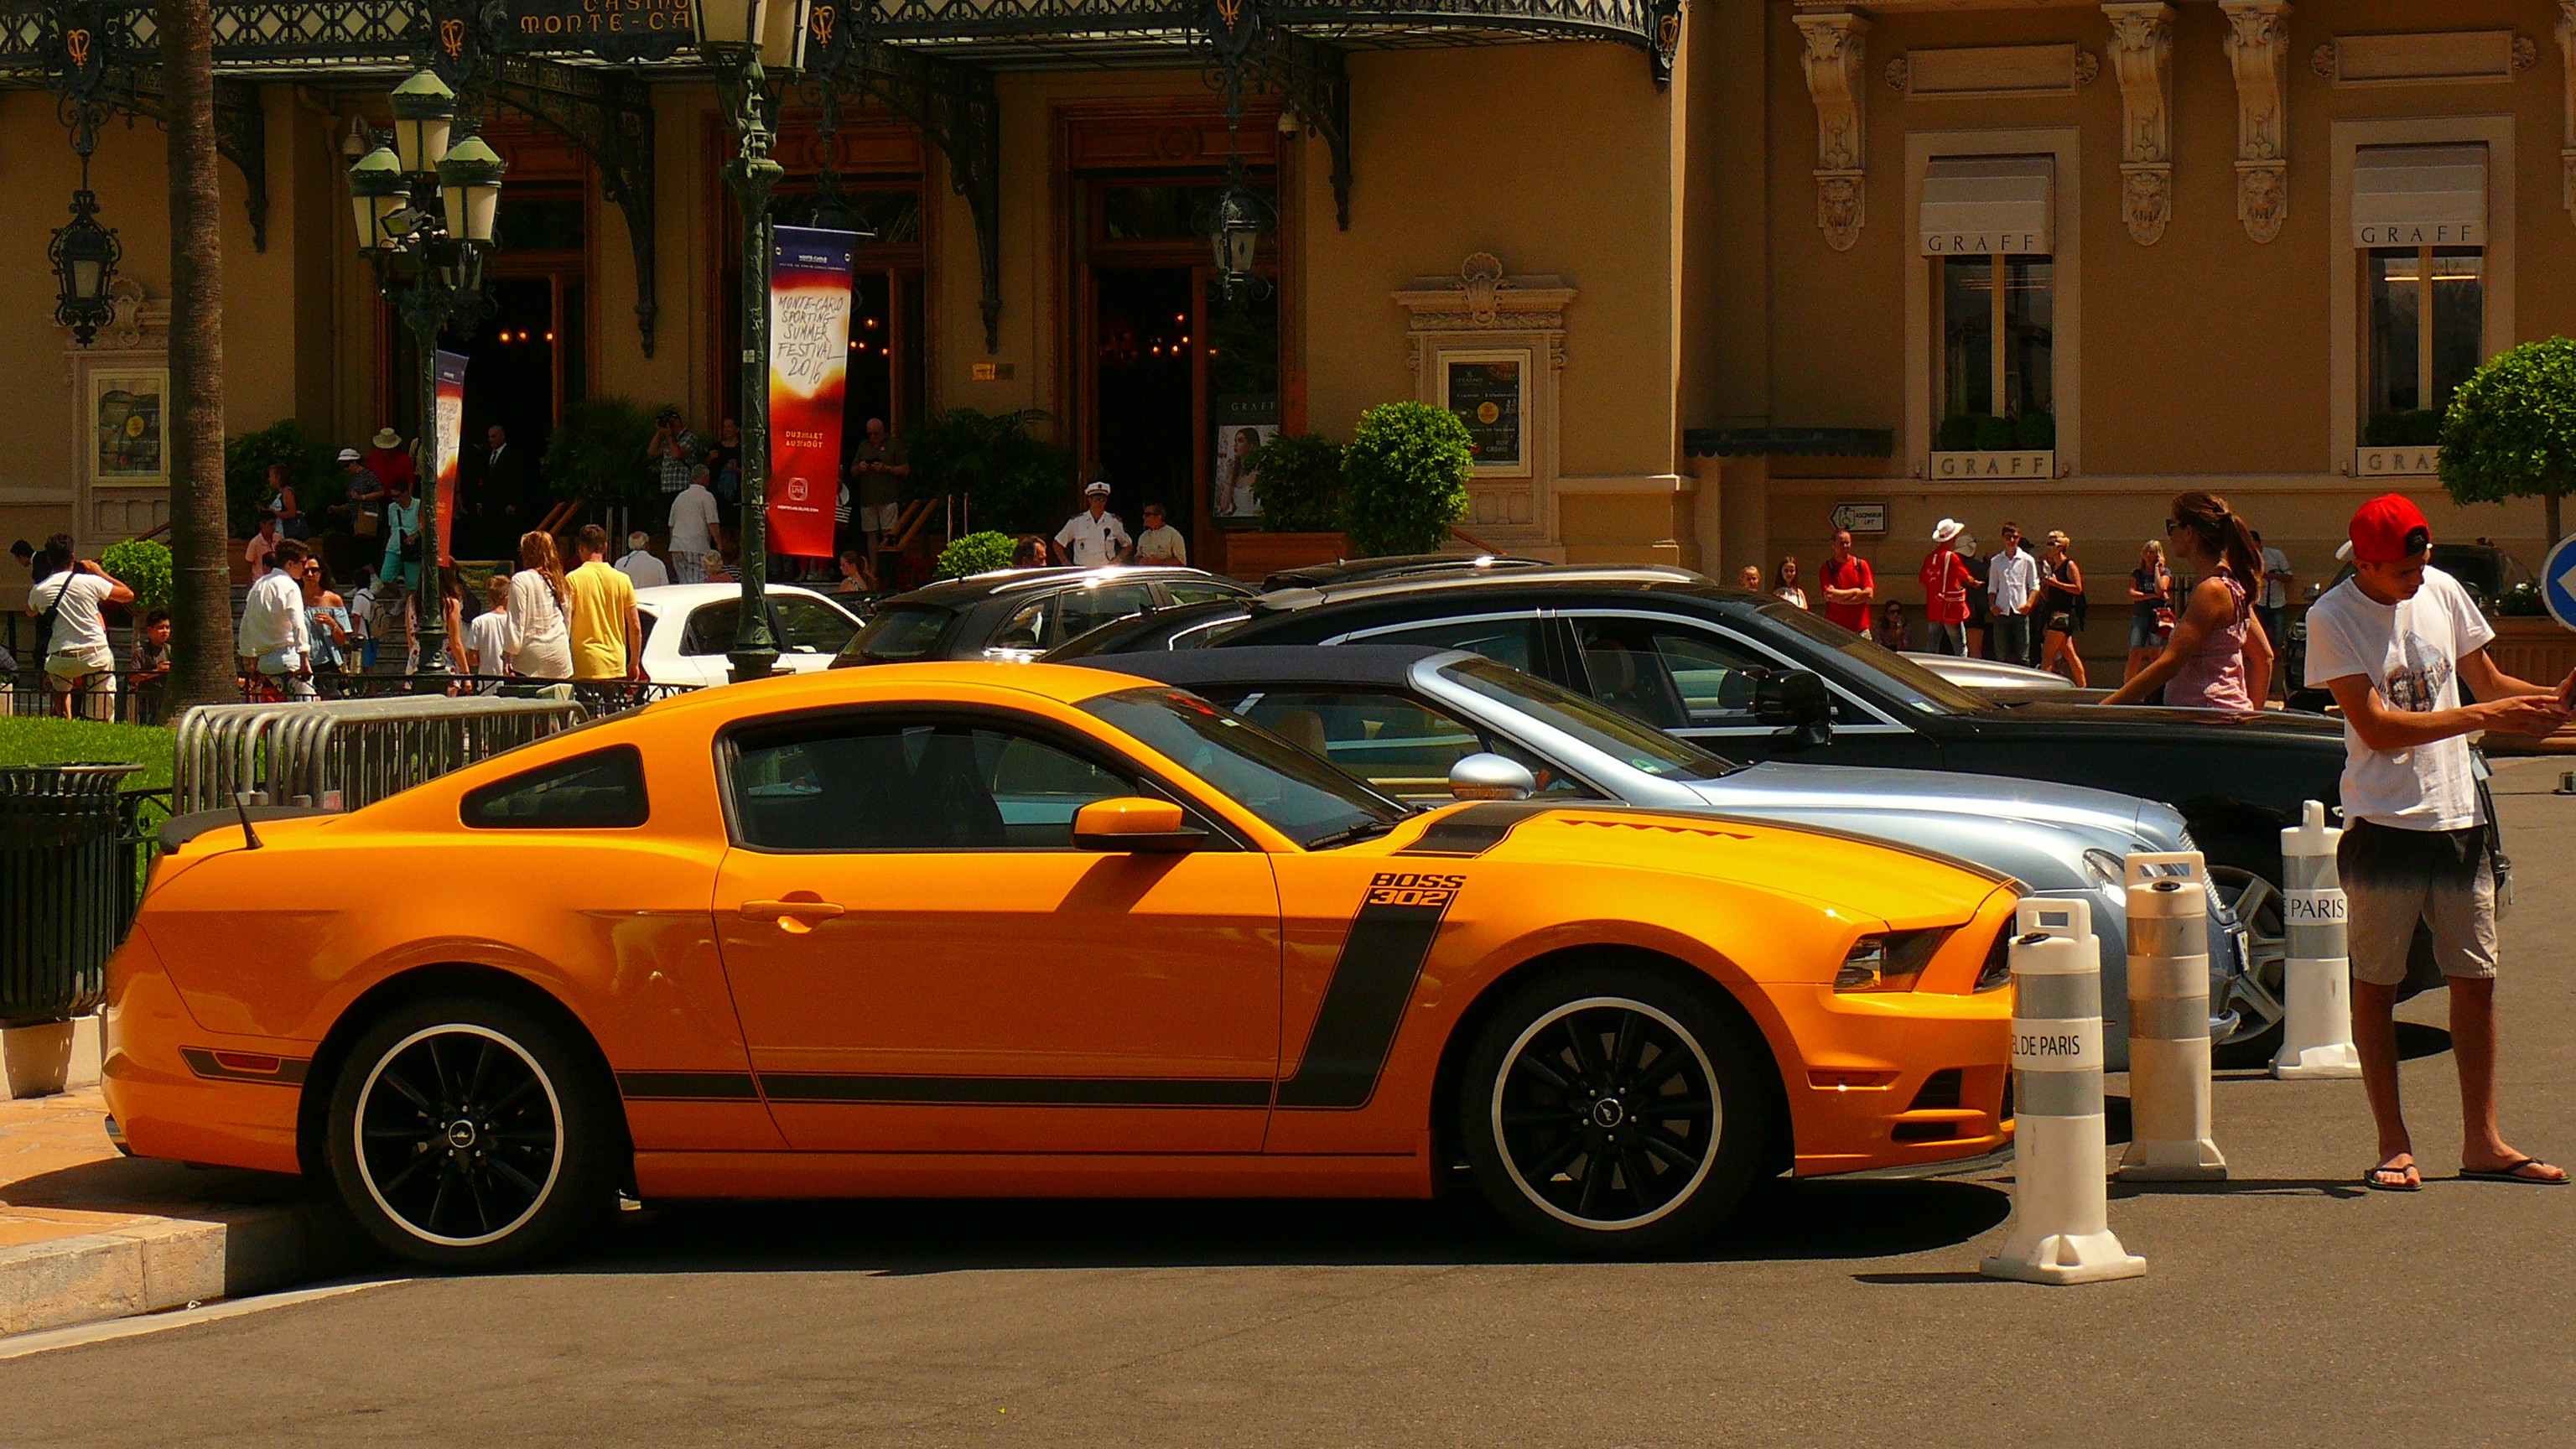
(12, 761), (2576, 1448)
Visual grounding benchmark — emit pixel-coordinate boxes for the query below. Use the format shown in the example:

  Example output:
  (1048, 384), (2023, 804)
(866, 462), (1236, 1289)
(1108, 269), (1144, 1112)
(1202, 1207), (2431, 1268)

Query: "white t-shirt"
(465, 609), (512, 686)
(669, 485), (720, 557)
(29, 570), (116, 657)
(615, 549), (672, 590)
(2302, 565), (2494, 831)
(1055, 510), (1131, 568)
(2261, 546), (2292, 610)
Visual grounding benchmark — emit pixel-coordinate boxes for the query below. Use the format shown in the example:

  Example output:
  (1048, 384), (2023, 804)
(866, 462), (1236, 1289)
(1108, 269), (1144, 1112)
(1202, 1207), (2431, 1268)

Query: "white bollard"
(2274, 800), (2362, 1079)
(1981, 898), (2146, 1285)
(2117, 851), (2228, 1181)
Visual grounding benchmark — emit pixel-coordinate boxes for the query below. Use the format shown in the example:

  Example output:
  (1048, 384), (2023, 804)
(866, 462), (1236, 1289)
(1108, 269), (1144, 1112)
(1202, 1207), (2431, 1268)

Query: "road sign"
(1831, 501), (1888, 537)
(2543, 533), (2576, 631)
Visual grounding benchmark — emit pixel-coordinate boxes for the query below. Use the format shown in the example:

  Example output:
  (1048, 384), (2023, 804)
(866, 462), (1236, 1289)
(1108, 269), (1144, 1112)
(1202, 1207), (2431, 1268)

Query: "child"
(465, 573), (512, 693)
(348, 566), (380, 673)
(130, 608), (173, 724)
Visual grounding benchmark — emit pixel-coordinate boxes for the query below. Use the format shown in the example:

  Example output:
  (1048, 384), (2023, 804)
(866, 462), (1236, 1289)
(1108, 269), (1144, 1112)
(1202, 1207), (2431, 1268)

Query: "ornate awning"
(6, 0), (1678, 353)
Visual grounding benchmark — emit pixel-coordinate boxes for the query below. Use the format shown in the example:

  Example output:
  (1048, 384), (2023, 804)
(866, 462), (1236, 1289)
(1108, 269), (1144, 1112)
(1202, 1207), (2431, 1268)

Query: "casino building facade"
(4, 0), (2574, 626)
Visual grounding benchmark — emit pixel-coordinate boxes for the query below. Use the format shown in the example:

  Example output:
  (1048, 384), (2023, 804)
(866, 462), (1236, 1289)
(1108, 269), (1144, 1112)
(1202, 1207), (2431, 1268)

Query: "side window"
(1161, 580), (1245, 608)
(774, 599), (859, 655)
(1051, 584), (1157, 646)
(1566, 619), (1703, 730)
(1350, 616), (1541, 673)
(461, 745), (650, 829)
(1212, 688), (1589, 805)
(682, 601), (740, 657)
(730, 718), (1131, 850)
(989, 598), (1048, 652)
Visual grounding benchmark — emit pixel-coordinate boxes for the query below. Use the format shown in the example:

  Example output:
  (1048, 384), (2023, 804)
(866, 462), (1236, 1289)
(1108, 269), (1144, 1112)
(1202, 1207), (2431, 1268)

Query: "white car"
(633, 583), (865, 688)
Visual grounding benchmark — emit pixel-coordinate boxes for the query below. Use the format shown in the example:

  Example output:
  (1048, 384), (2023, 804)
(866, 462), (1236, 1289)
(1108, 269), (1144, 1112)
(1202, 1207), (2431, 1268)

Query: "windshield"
(1438, 657), (1739, 781)
(844, 604), (954, 662)
(1081, 687), (1411, 849)
(1755, 602), (1997, 715)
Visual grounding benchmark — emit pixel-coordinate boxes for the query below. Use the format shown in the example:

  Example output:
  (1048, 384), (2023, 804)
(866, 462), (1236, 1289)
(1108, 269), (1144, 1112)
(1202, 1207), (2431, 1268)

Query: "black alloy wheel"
(325, 996), (615, 1269)
(1461, 966), (1767, 1255)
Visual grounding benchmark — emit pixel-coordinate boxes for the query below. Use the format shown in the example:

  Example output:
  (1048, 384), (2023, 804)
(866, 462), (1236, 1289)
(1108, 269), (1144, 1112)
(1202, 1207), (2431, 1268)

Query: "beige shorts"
(2339, 820), (2496, 987)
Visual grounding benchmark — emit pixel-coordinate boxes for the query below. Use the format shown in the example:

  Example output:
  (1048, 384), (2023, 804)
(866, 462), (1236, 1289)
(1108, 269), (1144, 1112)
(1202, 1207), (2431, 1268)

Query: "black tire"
(1457, 963), (1769, 1257)
(324, 995), (617, 1270)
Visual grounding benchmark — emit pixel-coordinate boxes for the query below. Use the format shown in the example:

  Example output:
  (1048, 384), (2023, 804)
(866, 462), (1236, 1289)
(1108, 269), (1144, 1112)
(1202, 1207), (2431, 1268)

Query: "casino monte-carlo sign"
(501, 0), (693, 54)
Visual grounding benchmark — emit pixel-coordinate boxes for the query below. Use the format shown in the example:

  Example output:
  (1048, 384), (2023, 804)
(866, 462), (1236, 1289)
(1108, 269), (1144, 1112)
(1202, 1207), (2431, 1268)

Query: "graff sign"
(499, 0), (693, 59)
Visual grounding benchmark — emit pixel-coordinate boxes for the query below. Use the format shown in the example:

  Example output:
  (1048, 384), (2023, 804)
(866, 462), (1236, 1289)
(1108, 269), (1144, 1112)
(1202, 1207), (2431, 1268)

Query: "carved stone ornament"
(2105, 3), (2177, 246)
(1391, 255), (1576, 340)
(1459, 252), (1509, 326)
(62, 276), (164, 357)
(1885, 57), (1909, 91)
(2222, 0), (2293, 243)
(2515, 34), (2539, 70)
(2562, 3), (2576, 225)
(1796, 10), (1871, 252)
(2311, 41), (2337, 80)
(2075, 49), (2102, 86)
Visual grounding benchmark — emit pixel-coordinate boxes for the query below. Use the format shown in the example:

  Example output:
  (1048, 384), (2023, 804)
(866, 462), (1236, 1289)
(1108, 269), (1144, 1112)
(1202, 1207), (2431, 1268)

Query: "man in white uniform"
(1053, 480), (1131, 568)
(2304, 493), (2573, 1192)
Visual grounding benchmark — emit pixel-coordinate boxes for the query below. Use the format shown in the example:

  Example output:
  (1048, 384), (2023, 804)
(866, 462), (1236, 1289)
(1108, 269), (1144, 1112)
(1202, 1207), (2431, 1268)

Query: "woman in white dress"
(503, 530), (574, 681)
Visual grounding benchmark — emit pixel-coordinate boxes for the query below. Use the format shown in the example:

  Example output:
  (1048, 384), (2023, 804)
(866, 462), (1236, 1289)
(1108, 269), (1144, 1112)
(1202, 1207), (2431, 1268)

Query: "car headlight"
(2082, 848), (2127, 889)
(1835, 928), (1948, 992)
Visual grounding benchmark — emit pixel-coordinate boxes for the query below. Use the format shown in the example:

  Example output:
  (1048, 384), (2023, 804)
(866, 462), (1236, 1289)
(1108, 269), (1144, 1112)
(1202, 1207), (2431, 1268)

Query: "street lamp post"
(694, 0), (811, 684)
(342, 71), (503, 687)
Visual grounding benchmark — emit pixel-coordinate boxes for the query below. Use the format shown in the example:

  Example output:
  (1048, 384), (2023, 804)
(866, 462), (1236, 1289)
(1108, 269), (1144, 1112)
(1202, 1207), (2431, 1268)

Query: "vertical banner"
(767, 226), (859, 559)
(433, 350), (469, 565)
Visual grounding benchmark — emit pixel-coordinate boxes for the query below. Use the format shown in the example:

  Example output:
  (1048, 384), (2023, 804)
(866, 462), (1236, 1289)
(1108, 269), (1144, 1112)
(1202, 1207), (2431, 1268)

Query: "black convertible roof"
(1072, 644), (1452, 691)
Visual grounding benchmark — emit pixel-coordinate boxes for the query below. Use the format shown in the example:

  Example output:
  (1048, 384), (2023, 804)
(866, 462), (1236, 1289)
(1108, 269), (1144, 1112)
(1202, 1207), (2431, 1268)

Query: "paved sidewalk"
(0, 1087), (360, 1338)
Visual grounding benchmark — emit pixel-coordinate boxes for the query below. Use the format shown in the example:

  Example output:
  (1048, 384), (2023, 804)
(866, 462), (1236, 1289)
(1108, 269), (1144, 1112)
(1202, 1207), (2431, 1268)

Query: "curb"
(0, 1199), (366, 1339)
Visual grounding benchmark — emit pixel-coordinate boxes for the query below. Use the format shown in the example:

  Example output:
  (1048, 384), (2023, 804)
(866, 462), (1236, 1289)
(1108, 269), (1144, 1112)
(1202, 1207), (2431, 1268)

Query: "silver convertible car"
(1084, 646), (2257, 1067)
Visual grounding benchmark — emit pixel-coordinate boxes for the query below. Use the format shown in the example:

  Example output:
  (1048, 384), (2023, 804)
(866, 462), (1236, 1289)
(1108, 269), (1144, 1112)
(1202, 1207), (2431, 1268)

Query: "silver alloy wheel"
(1490, 996), (1721, 1232)
(2210, 866), (2287, 1031)
(354, 1024), (567, 1249)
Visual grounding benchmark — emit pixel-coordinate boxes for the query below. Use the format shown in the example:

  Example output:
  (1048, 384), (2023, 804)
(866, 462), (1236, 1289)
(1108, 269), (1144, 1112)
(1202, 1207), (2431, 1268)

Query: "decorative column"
(1796, 10), (1871, 252)
(2559, 2), (2576, 225)
(2221, 0), (2292, 243)
(2104, 3), (2175, 246)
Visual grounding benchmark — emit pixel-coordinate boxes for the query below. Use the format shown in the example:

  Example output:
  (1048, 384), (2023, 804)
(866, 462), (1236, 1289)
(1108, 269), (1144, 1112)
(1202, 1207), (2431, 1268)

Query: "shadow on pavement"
(2395, 1021), (2454, 1060)
(558, 1175), (2012, 1276)
(2110, 1177), (2366, 1200)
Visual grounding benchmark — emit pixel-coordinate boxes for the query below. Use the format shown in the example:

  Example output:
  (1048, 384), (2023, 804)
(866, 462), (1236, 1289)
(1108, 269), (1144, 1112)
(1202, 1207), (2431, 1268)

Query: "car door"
(710, 706), (1282, 1152)
(1558, 613), (1940, 768)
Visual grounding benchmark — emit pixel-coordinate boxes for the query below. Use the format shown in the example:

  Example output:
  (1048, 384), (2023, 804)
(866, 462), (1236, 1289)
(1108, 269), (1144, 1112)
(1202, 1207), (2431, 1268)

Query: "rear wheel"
(1459, 965), (1768, 1256)
(325, 995), (616, 1270)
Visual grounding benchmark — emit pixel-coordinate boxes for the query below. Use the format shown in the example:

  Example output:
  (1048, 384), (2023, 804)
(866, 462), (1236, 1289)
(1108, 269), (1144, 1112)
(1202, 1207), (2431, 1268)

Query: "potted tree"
(2438, 337), (2576, 683)
(1225, 432), (1346, 580)
(1339, 402), (1472, 558)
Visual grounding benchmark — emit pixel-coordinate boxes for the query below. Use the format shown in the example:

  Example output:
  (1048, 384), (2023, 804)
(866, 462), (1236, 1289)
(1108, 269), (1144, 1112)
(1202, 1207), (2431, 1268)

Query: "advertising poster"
(1212, 393), (1279, 522)
(433, 351), (469, 565)
(768, 225), (859, 559)
(1446, 357), (1524, 472)
(91, 371), (166, 483)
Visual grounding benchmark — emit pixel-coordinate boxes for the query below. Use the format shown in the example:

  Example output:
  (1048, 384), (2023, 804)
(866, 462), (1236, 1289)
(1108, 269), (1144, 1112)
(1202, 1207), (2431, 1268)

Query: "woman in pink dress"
(2103, 491), (2272, 710)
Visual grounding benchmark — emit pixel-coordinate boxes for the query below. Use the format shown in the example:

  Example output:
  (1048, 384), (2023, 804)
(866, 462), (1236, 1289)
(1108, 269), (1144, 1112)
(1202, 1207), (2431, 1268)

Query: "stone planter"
(1218, 531), (1348, 584)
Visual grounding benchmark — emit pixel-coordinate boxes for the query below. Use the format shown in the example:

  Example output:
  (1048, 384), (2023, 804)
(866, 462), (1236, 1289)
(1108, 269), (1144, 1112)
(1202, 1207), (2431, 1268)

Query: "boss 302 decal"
(1275, 872), (1467, 1109)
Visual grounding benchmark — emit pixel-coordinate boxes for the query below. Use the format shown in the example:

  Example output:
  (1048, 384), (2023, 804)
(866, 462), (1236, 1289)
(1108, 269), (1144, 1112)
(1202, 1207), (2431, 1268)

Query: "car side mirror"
(1754, 669), (1833, 750)
(1449, 752), (1536, 802)
(1072, 797), (1206, 853)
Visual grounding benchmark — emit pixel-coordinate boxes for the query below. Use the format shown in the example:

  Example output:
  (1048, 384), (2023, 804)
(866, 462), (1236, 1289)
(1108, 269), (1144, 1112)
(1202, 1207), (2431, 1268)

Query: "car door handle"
(740, 898), (847, 921)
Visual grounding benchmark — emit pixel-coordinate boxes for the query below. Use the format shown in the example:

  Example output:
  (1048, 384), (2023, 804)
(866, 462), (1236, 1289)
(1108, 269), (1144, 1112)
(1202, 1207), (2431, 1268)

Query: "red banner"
(433, 350), (468, 566)
(766, 226), (859, 559)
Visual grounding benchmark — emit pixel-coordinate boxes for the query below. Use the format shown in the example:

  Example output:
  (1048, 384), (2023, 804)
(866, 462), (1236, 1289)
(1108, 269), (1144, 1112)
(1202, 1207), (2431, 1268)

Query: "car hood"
(1993, 699), (2347, 741)
(1711, 761), (2185, 848)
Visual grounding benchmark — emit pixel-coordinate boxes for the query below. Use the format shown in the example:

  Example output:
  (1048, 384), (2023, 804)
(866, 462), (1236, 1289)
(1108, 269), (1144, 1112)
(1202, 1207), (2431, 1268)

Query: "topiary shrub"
(2440, 336), (2576, 542)
(1974, 414), (2019, 452)
(936, 530), (1020, 579)
(1246, 433), (1343, 532)
(1341, 402), (1472, 558)
(2015, 411), (2057, 450)
(222, 420), (339, 538)
(1936, 415), (1983, 451)
(542, 397), (667, 511)
(101, 539), (174, 616)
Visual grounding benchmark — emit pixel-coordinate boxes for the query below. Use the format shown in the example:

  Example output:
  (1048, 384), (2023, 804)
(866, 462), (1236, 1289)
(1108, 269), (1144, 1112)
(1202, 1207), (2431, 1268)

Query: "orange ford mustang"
(107, 663), (2018, 1266)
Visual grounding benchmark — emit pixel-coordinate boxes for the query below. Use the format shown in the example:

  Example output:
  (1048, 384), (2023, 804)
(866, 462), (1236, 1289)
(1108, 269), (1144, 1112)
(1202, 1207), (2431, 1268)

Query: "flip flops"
(2366, 1160), (2423, 1192)
(2459, 1156), (2571, 1186)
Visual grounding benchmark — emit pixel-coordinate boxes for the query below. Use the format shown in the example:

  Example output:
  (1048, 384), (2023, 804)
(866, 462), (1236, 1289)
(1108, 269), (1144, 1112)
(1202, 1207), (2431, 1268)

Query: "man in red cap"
(2304, 493), (2573, 1191)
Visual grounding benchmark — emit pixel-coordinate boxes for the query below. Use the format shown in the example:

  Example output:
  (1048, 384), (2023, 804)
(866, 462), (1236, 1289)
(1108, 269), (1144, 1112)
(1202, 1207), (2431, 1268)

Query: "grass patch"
(0, 718), (177, 791)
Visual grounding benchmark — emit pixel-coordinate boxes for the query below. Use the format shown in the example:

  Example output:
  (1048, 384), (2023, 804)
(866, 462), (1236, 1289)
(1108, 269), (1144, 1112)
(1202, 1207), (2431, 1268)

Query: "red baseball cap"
(2349, 494), (2432, 564)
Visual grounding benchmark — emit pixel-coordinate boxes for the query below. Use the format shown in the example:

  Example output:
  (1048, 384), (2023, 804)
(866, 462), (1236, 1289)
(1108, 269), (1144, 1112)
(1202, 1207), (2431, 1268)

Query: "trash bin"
(0, 764), (142, 1023)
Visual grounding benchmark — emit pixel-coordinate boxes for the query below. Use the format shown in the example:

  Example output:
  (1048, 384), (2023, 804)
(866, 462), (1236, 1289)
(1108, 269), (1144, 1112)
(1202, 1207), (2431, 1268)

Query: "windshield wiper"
(1302, 818), (1403, 850)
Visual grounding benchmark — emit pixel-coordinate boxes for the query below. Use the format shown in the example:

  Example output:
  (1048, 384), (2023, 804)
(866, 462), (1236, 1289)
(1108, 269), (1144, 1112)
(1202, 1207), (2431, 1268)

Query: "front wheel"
(1458, 965), (1769, 1256)
(324, 995), (617, 1270)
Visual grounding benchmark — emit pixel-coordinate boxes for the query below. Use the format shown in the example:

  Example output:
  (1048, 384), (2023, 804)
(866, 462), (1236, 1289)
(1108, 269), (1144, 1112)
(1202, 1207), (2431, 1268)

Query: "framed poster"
(1439, 351), (1529, 477)
(91, 370), (166, 486)
(1212, 393), (1279, 522)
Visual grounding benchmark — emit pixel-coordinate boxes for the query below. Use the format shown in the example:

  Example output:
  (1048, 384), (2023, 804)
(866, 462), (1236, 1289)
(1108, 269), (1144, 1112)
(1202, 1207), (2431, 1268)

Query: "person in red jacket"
(1817, 528), (1875, 634)
(1919, 517), (1973, 656)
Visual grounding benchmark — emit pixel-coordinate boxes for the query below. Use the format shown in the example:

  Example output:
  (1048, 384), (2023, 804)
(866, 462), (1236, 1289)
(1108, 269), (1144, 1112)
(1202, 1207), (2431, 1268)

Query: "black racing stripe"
(179, 1047), (309, 1087)
(755, 1073), (1272, 1107)
(1394, 801), (1556, 859)
(616, 1071), (761, 1102)
(1275, 898), (1457, 1109)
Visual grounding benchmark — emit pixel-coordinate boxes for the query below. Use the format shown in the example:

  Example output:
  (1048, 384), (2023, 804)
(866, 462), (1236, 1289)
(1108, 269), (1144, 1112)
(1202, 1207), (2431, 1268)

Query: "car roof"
(1259, 553), (1547, 590)
(634, 582), (840, 610)
(883, 566), (1238, 610)
(1076, 644), (1451, 690)
(1253, 563), (1732, 613)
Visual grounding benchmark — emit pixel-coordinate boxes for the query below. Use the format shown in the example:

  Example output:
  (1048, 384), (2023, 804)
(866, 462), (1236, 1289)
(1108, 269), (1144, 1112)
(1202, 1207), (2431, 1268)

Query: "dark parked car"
(1052, 565), (2460, 1017)
(1259, 552), (1545, 592)
(833, 566), (1253, 667)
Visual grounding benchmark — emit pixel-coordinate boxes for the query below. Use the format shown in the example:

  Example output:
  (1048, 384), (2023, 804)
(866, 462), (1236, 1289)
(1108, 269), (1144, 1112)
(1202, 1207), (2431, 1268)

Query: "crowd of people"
(1742, 491), (2299, 705)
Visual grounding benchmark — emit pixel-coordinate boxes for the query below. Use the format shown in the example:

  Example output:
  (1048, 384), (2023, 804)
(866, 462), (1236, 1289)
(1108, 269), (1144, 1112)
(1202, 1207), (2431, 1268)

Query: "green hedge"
(1341, 402), (1472, 558)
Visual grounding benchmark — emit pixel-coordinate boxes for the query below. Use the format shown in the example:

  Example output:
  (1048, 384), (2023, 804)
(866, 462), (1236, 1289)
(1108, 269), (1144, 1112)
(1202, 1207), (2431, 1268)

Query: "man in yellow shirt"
(564, 524), (642, 681)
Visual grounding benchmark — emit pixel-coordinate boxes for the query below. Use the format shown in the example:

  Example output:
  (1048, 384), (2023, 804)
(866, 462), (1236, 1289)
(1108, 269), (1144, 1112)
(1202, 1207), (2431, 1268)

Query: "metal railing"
(3, 669), (694, 728)
(174, 695), (592, 814)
